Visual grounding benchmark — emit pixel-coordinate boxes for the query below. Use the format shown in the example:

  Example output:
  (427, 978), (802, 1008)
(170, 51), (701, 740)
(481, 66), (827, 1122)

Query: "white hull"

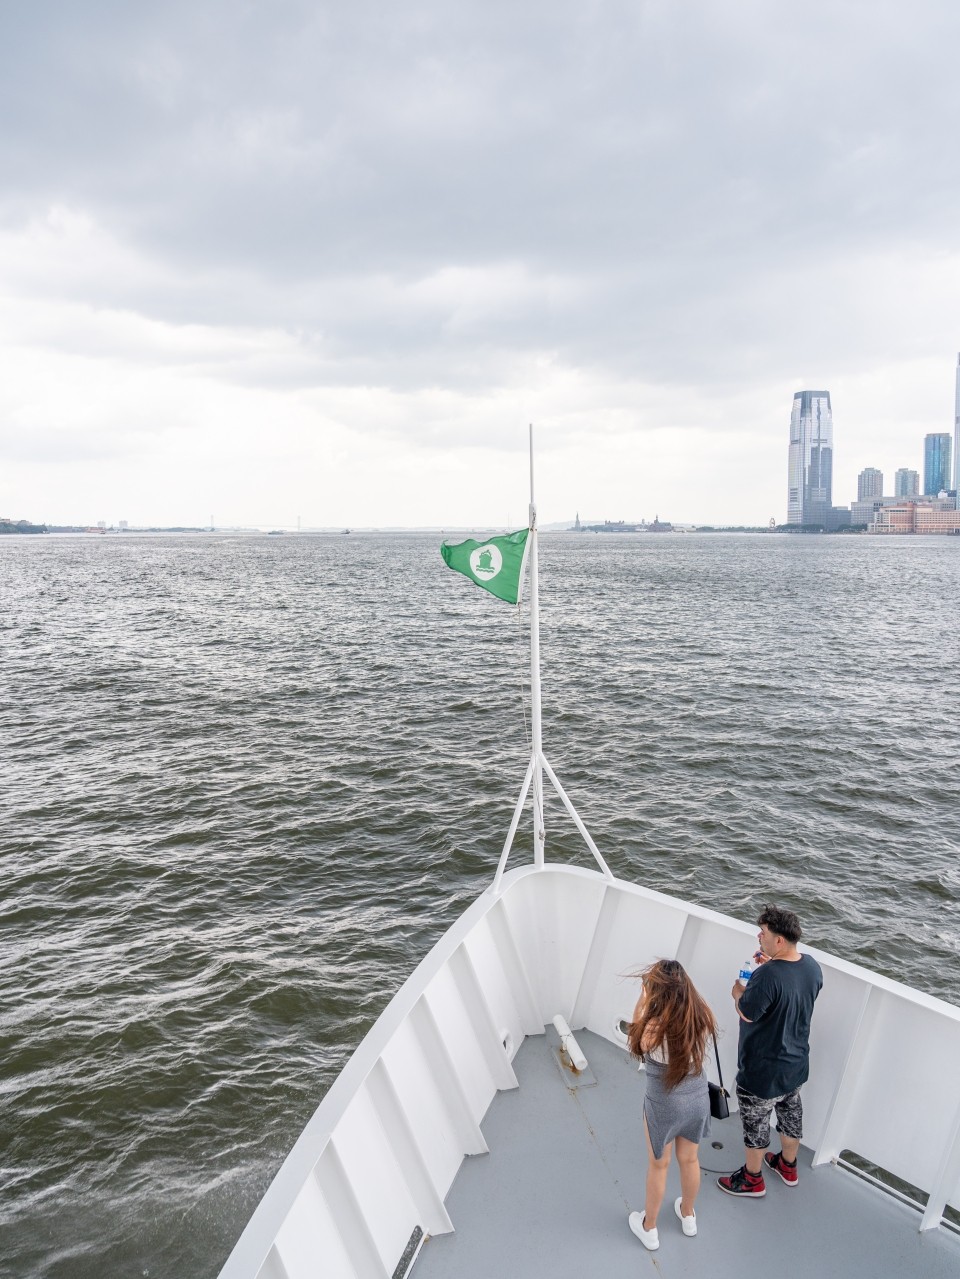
(219, 864), (960, 1278)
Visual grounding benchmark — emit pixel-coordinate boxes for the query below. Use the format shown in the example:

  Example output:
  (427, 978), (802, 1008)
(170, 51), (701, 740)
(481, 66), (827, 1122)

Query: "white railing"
(218, 865), (960, 1279)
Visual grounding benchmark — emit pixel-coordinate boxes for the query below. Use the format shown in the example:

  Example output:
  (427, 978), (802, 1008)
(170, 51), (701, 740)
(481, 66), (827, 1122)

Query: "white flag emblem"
(469, 544), (503, 580)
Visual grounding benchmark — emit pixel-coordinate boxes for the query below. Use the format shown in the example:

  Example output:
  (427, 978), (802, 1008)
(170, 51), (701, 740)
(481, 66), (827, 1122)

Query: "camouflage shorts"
(736, 1084), (803, 1149)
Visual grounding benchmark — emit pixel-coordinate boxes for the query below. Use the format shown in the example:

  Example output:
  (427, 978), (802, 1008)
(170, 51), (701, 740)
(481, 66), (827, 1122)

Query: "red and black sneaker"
(717, 1166), (766, 1197)
(764, 1151), (799, 1186)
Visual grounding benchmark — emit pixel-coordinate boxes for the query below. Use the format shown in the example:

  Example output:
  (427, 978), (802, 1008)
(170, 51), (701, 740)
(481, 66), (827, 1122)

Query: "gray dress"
(643, 1057), (711, 1159)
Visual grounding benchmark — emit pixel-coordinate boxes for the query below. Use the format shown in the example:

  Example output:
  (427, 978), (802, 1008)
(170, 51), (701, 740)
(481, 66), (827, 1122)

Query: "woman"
(626, 958), (717, 1251)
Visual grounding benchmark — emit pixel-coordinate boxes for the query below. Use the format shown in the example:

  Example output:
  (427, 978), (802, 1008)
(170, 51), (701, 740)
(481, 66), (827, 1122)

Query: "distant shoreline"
(2, 524), (912, 538)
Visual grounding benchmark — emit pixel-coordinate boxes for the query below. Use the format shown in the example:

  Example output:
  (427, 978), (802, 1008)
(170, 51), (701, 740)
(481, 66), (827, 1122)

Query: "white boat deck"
(413, 1027), (960, 1279)
(219, 869), (960, 1279)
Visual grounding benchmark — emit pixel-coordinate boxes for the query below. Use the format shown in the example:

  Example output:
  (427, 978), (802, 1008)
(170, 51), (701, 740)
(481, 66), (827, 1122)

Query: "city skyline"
(787, 352), (960, 528)
(12, 354), (960, 531)
(13, 371), (960, 532)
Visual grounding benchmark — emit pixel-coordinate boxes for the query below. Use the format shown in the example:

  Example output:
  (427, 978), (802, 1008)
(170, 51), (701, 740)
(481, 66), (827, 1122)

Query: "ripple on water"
(1, 531), (959, 1278)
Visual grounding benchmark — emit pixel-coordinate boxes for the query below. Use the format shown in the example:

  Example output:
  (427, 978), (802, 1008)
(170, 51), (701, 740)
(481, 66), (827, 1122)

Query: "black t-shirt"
(736, 954), (823, 1099)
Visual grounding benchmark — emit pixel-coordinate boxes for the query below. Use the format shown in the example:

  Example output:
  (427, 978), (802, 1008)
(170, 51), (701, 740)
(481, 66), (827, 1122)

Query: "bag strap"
(712, 1032), (725, 1091)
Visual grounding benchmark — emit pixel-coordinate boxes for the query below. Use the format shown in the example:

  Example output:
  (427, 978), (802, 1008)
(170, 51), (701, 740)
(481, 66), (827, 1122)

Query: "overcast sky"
(3, 0), (960, 528)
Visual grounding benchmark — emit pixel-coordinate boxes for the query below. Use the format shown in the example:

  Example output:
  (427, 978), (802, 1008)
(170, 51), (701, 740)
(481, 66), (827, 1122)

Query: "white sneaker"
(628, 1211), (659, 1250)
(674, 1197), (697, 1236)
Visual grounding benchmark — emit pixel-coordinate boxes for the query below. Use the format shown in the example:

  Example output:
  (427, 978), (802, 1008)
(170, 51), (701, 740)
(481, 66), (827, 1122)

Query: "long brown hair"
(627, 958), (717, 1090)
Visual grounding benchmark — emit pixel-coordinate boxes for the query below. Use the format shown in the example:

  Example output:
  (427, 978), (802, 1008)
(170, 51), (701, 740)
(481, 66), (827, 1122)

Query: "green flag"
(440, 528), (530, 604)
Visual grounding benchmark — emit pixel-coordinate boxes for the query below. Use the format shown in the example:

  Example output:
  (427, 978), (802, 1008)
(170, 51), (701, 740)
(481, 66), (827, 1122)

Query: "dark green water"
(2, 532), (958, 1278)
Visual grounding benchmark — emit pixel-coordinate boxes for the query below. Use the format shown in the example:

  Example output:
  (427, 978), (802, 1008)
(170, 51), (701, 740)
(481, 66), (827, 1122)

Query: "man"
(717, 904), (823, 1198)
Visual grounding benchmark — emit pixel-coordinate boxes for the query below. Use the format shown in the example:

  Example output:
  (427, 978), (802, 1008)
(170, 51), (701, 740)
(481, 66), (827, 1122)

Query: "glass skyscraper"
(894, 468), (919, 498)
(923, 433), (952, 496)
(954, 354), (960, 503)
(788, 390), (833, 525)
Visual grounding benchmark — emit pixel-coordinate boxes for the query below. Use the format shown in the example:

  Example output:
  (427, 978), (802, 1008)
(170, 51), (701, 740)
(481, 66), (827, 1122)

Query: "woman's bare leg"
(674, 1136), (701, 1216)
(643, 1116), (671, 1229)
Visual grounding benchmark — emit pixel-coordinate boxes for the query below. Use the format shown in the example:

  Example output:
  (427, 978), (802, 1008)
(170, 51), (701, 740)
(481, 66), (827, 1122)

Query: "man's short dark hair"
(757, 904), (802, 944)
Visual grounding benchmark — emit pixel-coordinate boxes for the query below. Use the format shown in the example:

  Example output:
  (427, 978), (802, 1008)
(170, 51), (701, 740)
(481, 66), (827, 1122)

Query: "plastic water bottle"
(737, 956), (756, 985)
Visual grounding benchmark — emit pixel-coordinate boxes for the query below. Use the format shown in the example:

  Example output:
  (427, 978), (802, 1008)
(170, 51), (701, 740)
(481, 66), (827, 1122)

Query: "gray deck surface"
(413, 1028), (960, 1278)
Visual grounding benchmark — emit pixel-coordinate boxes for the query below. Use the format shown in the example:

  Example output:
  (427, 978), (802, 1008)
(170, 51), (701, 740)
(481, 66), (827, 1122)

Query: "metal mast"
(528, 425), (545, 869)
(492, 427), (613, 893)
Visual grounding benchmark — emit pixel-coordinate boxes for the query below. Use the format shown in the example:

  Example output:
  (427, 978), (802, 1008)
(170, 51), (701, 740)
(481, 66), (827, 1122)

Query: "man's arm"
(731, 980), (753, 1022)
(736, 964), (774, 1024)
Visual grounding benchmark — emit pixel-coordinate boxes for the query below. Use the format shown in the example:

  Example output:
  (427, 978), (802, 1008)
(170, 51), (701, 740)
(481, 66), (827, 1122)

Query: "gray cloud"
(3, 0), (960, 403)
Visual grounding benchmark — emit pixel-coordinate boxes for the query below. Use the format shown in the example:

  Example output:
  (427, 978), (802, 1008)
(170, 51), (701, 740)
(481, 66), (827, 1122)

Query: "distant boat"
(343, 528), (351, 534)
(267, 530), (285, 536)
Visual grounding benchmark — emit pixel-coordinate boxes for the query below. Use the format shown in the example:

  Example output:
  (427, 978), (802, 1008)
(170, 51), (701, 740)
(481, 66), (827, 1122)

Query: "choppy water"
(2, 531), (959, 1278)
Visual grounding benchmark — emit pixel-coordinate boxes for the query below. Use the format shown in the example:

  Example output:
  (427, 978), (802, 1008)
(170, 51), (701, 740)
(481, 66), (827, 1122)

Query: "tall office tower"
(787, 390), (833, 525)
(894, 468), (920, 498)
(857, 468), (883, 501)
(923, 433), (952, 496)
(955, 353), (960, 501)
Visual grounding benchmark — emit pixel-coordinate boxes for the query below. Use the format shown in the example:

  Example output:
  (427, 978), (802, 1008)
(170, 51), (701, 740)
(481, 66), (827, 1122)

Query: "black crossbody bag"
(708, 1032), (730, 1120)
